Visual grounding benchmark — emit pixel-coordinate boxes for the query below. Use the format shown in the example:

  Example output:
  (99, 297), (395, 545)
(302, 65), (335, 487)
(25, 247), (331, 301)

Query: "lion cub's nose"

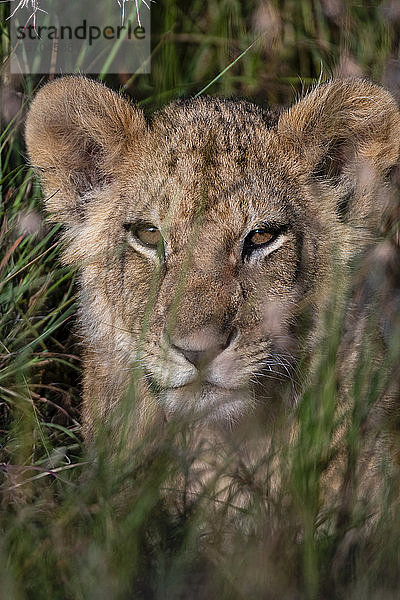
(171, 328), (237, 369)
(175, 346), (223, 369)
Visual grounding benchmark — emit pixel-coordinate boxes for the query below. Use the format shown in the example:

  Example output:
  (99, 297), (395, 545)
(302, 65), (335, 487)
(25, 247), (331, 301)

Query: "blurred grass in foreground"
(1, 1), (400, 598)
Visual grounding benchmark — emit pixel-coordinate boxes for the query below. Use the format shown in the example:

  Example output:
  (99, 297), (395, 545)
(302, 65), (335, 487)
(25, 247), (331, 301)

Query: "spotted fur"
(25, 77), (400, 442)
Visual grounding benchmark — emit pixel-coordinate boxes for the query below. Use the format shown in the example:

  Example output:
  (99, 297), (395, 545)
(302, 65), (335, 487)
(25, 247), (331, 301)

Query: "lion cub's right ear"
(25, 76), (147, 225)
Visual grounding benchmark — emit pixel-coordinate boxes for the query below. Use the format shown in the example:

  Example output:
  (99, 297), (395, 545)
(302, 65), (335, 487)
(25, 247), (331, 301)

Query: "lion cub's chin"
(159, 383), (255, 426)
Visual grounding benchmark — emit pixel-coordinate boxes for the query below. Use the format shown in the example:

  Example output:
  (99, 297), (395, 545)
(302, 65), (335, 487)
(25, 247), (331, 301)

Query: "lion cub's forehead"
(151, 96), (277, 159)
(129, 97), (286, 226)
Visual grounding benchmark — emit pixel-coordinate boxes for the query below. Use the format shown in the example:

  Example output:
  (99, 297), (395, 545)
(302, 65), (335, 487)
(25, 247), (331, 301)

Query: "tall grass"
(1, 1), (400, 598)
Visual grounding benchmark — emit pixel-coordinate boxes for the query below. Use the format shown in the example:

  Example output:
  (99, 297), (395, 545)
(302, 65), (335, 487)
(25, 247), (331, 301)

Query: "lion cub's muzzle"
(171, 326), (238, 371)
(143, 326), (255, 420)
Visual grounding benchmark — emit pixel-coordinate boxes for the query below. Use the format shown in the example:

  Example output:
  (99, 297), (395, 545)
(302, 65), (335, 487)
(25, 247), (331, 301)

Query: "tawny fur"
(25, 77), (400, 482)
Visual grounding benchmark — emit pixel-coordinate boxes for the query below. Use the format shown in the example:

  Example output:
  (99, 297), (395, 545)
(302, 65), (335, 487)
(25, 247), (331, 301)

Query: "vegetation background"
(1, 1), (400, 598)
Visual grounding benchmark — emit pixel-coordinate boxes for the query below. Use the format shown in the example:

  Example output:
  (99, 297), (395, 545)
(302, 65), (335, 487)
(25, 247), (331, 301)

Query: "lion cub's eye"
(242, 225), (285, 261)
(125, 222), (162, 249)
(136, 224), (162, 247)
(248, 229), (274, 246)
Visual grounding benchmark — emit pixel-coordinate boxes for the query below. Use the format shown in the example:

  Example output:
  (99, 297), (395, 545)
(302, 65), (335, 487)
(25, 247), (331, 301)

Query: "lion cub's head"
(25, 77), (400, 429)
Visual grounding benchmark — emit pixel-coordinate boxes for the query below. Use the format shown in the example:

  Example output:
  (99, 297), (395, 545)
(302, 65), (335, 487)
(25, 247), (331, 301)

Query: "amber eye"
(248, 229), (274, 245)
(125, 222), (162, 249)
(242, 225), (283, 261)
(136, 224), (161, 247)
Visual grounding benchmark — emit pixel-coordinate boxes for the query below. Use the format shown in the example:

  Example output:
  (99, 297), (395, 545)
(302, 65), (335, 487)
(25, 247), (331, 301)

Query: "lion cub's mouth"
(160, 381), (241, 393)
(155, 381), (254, 423)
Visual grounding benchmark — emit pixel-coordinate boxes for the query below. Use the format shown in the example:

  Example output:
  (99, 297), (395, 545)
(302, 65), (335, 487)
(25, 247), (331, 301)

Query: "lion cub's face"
(124, 100), (306, 421)
(25, 77), (400, 427)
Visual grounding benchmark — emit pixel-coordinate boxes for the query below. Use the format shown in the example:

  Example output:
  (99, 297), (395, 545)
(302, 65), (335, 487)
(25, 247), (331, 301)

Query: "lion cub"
(25, 77), (400, 452)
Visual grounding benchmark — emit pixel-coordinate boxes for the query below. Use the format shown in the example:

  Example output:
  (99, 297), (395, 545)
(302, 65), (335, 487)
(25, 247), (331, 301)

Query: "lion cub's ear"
(276, 79), (400, 225)
(25, 76), (147, 225)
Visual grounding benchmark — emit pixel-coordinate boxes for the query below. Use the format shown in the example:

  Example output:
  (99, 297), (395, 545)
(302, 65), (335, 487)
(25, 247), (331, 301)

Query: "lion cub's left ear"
(25, 76), (147, 225)
(275, 79), (400, 225)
